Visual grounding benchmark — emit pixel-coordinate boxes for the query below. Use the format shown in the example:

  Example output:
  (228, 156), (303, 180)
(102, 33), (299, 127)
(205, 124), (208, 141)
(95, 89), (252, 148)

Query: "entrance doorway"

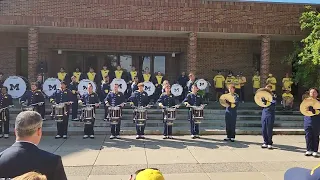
(137, 55), (166, 75)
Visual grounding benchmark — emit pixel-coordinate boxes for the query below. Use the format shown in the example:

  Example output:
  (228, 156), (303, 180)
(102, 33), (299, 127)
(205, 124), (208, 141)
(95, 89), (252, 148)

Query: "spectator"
(0, 111), (67, 180)
(13, 172), (47, 180)
(130, 168), (165, 180)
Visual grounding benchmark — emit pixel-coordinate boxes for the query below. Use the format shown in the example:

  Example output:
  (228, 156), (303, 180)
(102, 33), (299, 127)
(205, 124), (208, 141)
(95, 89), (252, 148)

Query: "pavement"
(0, 135), (318, 180)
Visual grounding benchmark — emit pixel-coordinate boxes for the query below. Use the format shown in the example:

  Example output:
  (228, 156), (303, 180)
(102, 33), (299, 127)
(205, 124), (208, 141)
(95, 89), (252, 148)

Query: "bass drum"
(3, 76), (27, 99)
(110, 78), (127, 93)
(196, 79), (208, 90)
(143, 81), (156, 96)
(171, 84), (183, 96)
(43, 78), (61, 97)
(78, 79), (97, 96)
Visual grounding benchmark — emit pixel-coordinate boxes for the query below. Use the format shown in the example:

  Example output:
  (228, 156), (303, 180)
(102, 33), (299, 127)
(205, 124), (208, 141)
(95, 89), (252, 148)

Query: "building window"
(120, 55), (132, 72)
(154, 56), (165, 74)
(16, 48), (28, 78)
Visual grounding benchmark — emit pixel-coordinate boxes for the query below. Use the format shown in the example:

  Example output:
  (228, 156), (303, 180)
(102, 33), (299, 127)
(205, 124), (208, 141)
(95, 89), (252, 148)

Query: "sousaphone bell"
(219, 93), (235, 107)
(300, 97), (320, 116)
(254, 88), (273, 107)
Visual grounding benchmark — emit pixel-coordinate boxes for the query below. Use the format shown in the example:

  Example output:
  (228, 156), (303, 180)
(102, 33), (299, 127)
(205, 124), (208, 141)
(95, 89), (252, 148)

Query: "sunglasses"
(129, 168), (159, 180)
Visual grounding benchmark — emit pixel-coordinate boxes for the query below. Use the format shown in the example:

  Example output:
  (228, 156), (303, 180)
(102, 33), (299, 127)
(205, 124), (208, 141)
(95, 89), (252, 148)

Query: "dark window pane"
(154, 56), (165, 74)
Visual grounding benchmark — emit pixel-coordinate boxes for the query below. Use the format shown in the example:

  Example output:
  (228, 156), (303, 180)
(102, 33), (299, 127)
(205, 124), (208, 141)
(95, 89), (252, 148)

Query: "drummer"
(224, 84), (239, 142)
(157, 85), (176, 139)
(105, 84), (125, 139)
(86, 67), (98, 84)
(69, 76), (80, 121)
(101, 75), (111, 121)
(128, 83), (150, 139)
(260, 85), (277, 149)
(304, 88), (320, 157)
(154, 71), (164, 99)
(79, 83), (100, 139)
(114, 65), (126, 80)
(183, 84), (204, 139)
(36, 74), (44, 91)
(57, 67), (69, 84)
(130, 76), (139, 95)
(128, 66), (138, 84)
(142, 67), (152, 82)
(0, 87), (13, 138)
(162, 80), (169, 93)
(73, 67), (84, 83)
(127, 66), (138, 98)
(50, 81), (72, 139)
(187, 73), (197, 93)
(20, 82), (46, 120)
(99, 65), (111, 82)
(177, 72), (188, 102)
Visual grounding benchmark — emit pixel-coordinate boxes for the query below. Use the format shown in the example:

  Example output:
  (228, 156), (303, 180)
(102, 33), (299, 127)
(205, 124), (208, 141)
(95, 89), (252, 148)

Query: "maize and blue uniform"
(304, 99), (320, 153)
(101, 81), (111, 119)
(105, 91), (125, 136)
(0, 93), (13, 135)
(128, 90), (150, 136)
(68, 82), (79, 120)
(80, 92), (99, 136)
(261, 94), (277, 145)
(50, 89), (72, 136)
(20, 90), (45, 119)
(225, 93), (239, 139)
(157, 93), (176, 136)
(183, 93), (203, 136)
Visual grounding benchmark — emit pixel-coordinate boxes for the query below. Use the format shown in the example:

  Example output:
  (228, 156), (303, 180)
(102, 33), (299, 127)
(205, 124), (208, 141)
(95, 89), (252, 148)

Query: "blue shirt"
(105, 91), (125, 106)
(262, 94), (277, 117)
(20, 90), (45, 106)
(50, 89), (72, 104)
(183, 93), (203, 106)
(128, 90), (149, 107)
(157, 93), (176, 107)
(81, 92), (99, 105)
(0, 93), (13, 108)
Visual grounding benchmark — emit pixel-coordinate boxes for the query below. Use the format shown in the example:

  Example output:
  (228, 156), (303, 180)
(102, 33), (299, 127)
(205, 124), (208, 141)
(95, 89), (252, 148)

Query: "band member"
(73, 67), (84, 83)
(239, 72), (246, 103)
(0, 87), (13, 138)
(266, 74), (277, 93)
(142, 67), (152, 82)
(213, 71), (225, 102)
(101, 75), (111, 120)
(50, 81), (72, 139)
(183, 84), (204, 139)
(0, 72), (4, 88)
(187, 73), (197, 93)
(69, 76), (79, 121)
(79, 83), (99, 139)
(130, 76), (139, 95)
(282, 73), (293, 92)
(57, 67), (69, 83)
(252, 71), (260, 94)
(105, 84), (125, 139)
(177, 72), (188, 101)
(158, 85), (176, 139)
(128, 66), (138, 84)
(234, 75), (241, 99)
(304, 88), (320, 157)
(224, 84), (239, 142)
(225, 72), (235, 93)
(282, 89), (294, 110)
(162, 80), (169, 93)
(99, 65), (110, 82)
(36, 74), (44, 91)
(154, 71), (164, 99)
(114, 65), (126, 80)
(261, 85), (277, 149)
(86, 67), (98, 84)
(20, 82), (45, 120)
(128, 83), (150, 139)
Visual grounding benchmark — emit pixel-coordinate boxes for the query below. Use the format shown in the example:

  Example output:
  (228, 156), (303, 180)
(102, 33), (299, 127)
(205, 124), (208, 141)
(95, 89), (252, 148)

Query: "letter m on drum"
(49, 85), (57, 91)
(145, 86), (151, 91)
(10, 84), (19, 90)
(174, 88), (179, 92)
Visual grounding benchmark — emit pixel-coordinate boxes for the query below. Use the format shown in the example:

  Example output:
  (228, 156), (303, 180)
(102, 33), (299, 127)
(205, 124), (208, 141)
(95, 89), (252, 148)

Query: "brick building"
(0, 0), (315, 98)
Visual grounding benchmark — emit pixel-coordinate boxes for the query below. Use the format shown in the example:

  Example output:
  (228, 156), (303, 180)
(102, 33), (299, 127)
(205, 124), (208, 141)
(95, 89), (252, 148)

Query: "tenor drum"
(22, 106), (35, 111)
(192, 107), (204, 124)
(134, 107), (147, 126)
(165, 108), (176, 126)
(54, 103), (66, 122)
(81, 106), (95, 125)
(108, 106), (121, 125)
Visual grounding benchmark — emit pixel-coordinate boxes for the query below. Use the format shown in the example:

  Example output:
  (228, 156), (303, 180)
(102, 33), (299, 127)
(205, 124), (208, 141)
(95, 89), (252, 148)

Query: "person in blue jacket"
(69, 76), (79, 121)
(224, 84), (239, 142)
(101, 75), (111, 121)
(304, 88), (320, 157)
(0, 87), (13, 138)
(260, 84), (277, 149)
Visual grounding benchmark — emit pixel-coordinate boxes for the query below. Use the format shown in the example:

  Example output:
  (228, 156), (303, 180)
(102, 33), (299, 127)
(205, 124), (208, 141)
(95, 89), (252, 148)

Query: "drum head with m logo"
(143, 81), (155, 96)
(78, 79), (97, 96)
(171, 84), (183, 96)
(43, 78), (61, 97)
(4, 76), (27, 98)
(110, 78), (127, 93)
(196, 79), (208, 90)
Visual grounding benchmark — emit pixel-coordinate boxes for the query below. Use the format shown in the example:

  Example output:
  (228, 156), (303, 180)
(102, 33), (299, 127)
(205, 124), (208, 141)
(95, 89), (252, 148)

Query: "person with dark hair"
(304, 88), (320, 157)
(0, 111), (67, 180)
(49, 81), (72, 139)
(154, 71), (164, 100)
(79, 83), (100, 139)
(20, 82), (45, 120)
(0, 86), (13, 138)
(114, 65), (126, 80)
(86, 67), (97, 84)
(260, 84), (277, 149)
(101, 75), (111, 121)
(57, 67), (69, 84)
(69, 76), (79, 121)
(177, 72), (188, 102)
(72, 67), (84, 83)
(99, 65), (110, 82)
(223, 84), (239, 142)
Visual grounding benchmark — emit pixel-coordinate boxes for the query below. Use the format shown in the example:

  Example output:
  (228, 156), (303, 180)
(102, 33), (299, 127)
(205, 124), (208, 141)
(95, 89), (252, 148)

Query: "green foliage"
(284, 7), (320, 88)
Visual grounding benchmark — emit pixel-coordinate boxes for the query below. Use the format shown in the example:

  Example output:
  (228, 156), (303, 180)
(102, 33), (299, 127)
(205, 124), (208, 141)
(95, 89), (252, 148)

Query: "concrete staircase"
(6, 100), (305, 135)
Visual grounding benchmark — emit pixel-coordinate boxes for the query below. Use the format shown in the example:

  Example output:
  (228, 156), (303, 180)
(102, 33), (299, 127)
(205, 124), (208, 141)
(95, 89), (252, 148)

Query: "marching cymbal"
(254, 89), (273, 107)
(300, 98), (320, 116)
(219, 93), (235, 108)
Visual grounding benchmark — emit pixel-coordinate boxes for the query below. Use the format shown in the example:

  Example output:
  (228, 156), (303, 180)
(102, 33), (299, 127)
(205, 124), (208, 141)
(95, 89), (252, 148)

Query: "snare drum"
(192, 107), (204, 124)
(108, 106), (121, 125)
(22, 106), (35, 111)
(164, 108), (176, 126)
(81, 106), (95, 125)
(134, 107), (147, 126)
(54, 103), (66, 122)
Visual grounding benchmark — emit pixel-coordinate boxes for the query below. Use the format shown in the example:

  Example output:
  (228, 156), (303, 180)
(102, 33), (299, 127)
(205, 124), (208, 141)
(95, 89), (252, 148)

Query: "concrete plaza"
(0, 135), (317, 180)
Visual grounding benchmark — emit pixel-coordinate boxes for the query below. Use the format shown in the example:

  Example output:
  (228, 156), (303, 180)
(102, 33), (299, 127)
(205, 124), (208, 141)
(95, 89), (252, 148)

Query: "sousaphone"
(219, 93), (235, 107)
(254, 88), (273, 107)
(300, 97), (320, 116)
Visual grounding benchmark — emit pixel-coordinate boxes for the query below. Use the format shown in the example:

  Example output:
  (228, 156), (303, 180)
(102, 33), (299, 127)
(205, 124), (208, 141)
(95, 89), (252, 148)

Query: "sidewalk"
(0, 135), (317, 180)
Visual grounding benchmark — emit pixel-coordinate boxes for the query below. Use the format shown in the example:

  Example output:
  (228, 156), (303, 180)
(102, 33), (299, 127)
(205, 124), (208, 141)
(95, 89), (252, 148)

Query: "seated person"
(282, 89), (294, 110)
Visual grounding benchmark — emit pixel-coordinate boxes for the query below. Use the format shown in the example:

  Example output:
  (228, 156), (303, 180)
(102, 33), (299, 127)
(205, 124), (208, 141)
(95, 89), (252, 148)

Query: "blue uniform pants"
(188, 111), (199, 135)
(261, 115), (275, 145)
(35, 104), (45, 119)
(71, 100), (78, 119)
(57, 107), (69, 136)
(136, 124), (145, 135)
(163, 112), (173, 136)
(111, 121), (121, 136)
(84, 119), (95, 135)
(225, 111), (237, 138)
(0, 110), (9, 134)
(304, 125), (320, 152)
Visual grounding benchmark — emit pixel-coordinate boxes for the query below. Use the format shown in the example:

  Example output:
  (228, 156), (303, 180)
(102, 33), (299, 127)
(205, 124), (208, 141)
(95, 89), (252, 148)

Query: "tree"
(284, 7), (320, 88)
